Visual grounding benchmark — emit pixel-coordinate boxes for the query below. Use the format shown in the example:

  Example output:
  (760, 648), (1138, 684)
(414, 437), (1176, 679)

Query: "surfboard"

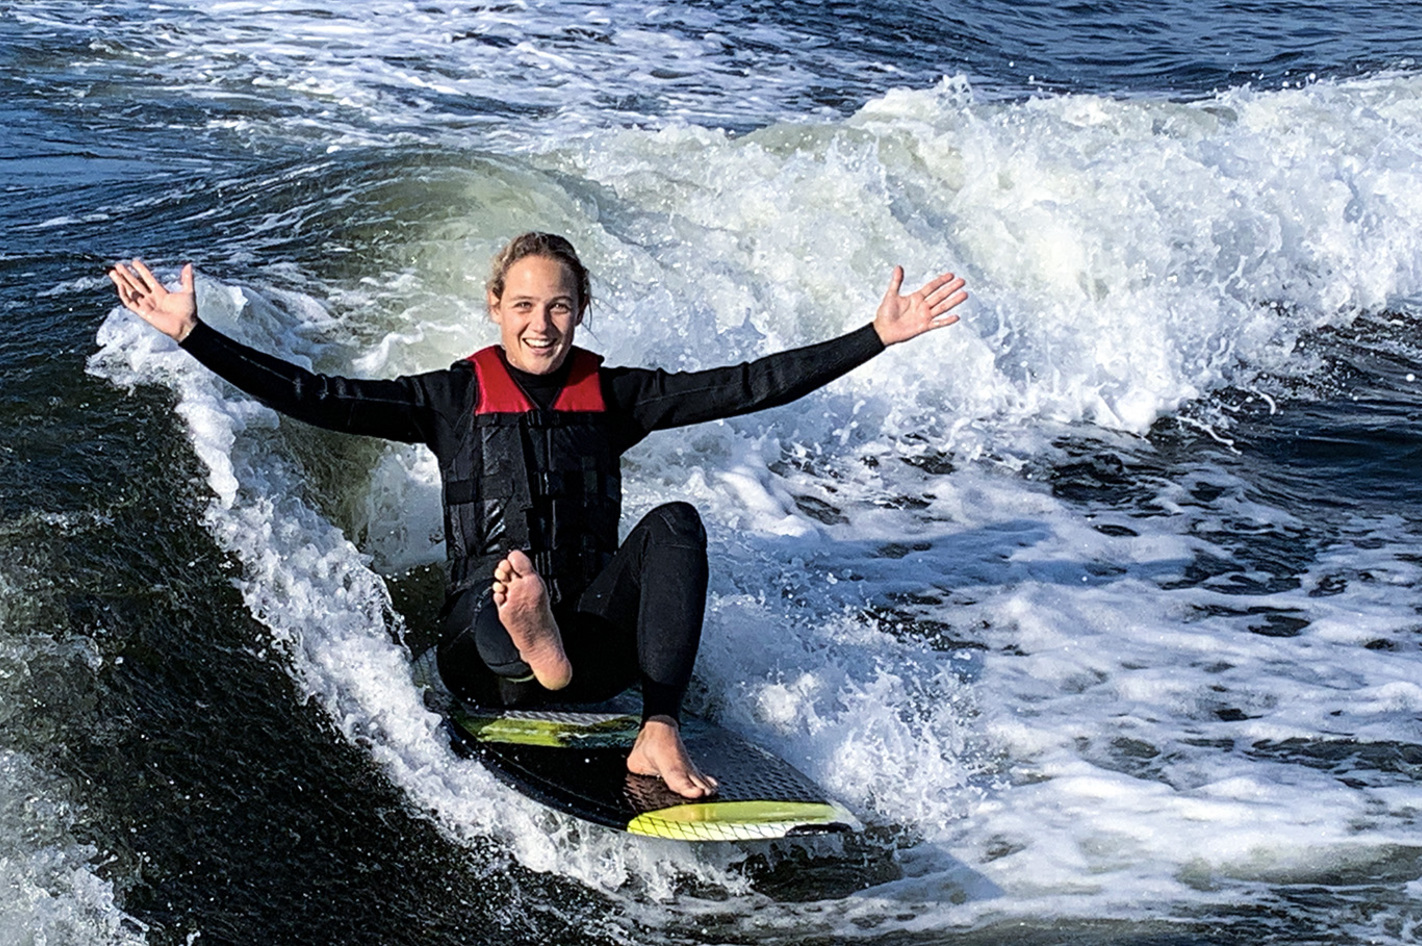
(413, 651), (860, 841)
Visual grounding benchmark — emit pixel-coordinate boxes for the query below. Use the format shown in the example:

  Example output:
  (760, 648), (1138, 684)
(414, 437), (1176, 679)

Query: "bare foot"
(492, 550), (572, 690)
(627, 715), (719, 799)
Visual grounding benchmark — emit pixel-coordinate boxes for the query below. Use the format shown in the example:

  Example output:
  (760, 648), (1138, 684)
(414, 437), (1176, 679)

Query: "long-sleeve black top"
(178, 319), (886, 459)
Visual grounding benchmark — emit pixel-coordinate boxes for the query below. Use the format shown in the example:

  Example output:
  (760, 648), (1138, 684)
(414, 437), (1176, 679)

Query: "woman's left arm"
(607, 267), (968, 442)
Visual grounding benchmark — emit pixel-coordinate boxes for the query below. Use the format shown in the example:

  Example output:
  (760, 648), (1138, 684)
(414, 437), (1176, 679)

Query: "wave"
(81, 72), (1422, 935)
(506, 73), (1422, 456)
(0, 557), (147, 946)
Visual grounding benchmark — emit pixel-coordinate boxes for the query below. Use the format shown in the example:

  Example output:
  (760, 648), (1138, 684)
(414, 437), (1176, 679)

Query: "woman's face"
(488, 255), (582, 375)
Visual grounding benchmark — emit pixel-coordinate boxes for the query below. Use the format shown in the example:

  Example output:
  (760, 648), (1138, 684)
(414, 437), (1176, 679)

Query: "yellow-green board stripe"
(456, 712), (641, 748)
(626, 800), (858, 842)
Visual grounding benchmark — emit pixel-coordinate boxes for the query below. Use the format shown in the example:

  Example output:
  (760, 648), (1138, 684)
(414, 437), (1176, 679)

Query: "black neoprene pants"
(435, 502), (709, 722)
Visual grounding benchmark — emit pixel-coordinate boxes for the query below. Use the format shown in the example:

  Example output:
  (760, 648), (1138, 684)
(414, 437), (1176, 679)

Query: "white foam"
(0, 750), (148, 946)
(18, 0), (864, 150)
(0, 567), (148, 946)
(543, 73), (1422, 452)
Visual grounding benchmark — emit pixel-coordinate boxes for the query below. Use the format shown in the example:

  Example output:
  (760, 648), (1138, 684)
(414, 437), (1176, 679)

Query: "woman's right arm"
(110, 260), (437, 443)
(110, 259), (199, 342)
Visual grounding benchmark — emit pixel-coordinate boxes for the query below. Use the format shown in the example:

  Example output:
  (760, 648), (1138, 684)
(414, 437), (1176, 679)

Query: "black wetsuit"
(178, 319), (885, 718)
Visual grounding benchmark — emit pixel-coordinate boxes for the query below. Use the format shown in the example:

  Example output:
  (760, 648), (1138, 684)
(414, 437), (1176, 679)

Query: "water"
(4, 1), (1422, 943)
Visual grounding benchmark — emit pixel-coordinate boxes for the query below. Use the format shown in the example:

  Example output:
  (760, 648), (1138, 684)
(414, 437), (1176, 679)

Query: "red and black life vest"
(441, 346), (621, 605)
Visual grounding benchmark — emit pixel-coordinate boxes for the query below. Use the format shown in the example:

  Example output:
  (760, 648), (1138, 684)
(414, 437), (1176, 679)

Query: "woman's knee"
(648, 501), (706, 549)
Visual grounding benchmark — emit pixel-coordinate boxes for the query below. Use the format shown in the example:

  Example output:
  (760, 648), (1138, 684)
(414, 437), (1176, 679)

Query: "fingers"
(107, 267), (132, 303)
(921, 273), (968, 323)
(922, 272), (965, 302)
(130, 258), (161, 293)
(108, 259), (175, 308)
(180, 262), (194, 293)
(896, 269), (968, 314)
(108, 263), (152, 312)
(108, 262), (140, 295)
(883, 265), (905, 300)
(931, 287), (969, 319)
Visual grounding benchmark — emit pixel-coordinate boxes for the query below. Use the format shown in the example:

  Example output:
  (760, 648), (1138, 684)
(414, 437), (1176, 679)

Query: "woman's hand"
(872, 266), (967, 346)
(109, 259), (197, 342)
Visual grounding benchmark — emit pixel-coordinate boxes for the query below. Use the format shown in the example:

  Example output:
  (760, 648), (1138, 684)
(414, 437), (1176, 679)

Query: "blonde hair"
(487, 232), (591, 315)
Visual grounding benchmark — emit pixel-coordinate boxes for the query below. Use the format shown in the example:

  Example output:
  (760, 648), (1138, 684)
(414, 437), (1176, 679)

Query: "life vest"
(441, 346), (621, 605)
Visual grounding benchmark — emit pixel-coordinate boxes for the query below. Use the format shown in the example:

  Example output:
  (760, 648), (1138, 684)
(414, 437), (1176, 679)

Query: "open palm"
(873, 266), (968, 346)
(109, 259), (197, 342)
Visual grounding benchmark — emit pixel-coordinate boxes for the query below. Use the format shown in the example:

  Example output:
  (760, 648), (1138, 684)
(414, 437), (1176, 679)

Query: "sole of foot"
(492, 550), (573, 691)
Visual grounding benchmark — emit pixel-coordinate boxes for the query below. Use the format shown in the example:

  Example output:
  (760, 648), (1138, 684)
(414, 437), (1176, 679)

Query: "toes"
(676, 781), (709, 799)
(662, 770), (706, 798)
(668, 768), (717, 799)
(506, 549), (534, 575)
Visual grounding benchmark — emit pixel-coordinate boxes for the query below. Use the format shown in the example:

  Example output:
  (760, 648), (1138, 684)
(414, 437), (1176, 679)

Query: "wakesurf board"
(414, 650), (859, 841)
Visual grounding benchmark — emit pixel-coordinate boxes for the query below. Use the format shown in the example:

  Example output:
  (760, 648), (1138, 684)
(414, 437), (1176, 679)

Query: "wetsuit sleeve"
(603, 322), (885, 446)
(178, 318), (446, 444)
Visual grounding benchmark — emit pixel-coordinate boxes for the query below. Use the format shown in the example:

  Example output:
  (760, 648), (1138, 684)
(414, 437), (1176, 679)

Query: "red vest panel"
(467, 346), (606, 414)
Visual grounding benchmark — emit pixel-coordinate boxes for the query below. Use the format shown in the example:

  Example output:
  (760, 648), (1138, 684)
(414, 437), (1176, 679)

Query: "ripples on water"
(8, 0), (1422, 157)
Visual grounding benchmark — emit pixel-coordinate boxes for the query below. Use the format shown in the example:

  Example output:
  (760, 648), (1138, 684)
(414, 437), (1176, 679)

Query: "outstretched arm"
(872, 266), (967, 347)
(109, 259), (198, 342)
(607, 265), (970, 445)
(105, 259), (441, 444)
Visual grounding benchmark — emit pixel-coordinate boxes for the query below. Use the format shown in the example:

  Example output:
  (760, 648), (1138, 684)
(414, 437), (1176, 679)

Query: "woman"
(110, 233), (968, 798)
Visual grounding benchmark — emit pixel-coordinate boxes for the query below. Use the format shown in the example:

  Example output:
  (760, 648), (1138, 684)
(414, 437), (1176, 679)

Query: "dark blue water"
(944, 0), (1422, 94)
(4, 2), (1422, 944)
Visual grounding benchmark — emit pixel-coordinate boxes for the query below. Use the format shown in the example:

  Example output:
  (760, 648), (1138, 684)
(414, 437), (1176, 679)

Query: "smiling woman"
(487, 234), (588, 375)
(107, 232), (967, 802)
